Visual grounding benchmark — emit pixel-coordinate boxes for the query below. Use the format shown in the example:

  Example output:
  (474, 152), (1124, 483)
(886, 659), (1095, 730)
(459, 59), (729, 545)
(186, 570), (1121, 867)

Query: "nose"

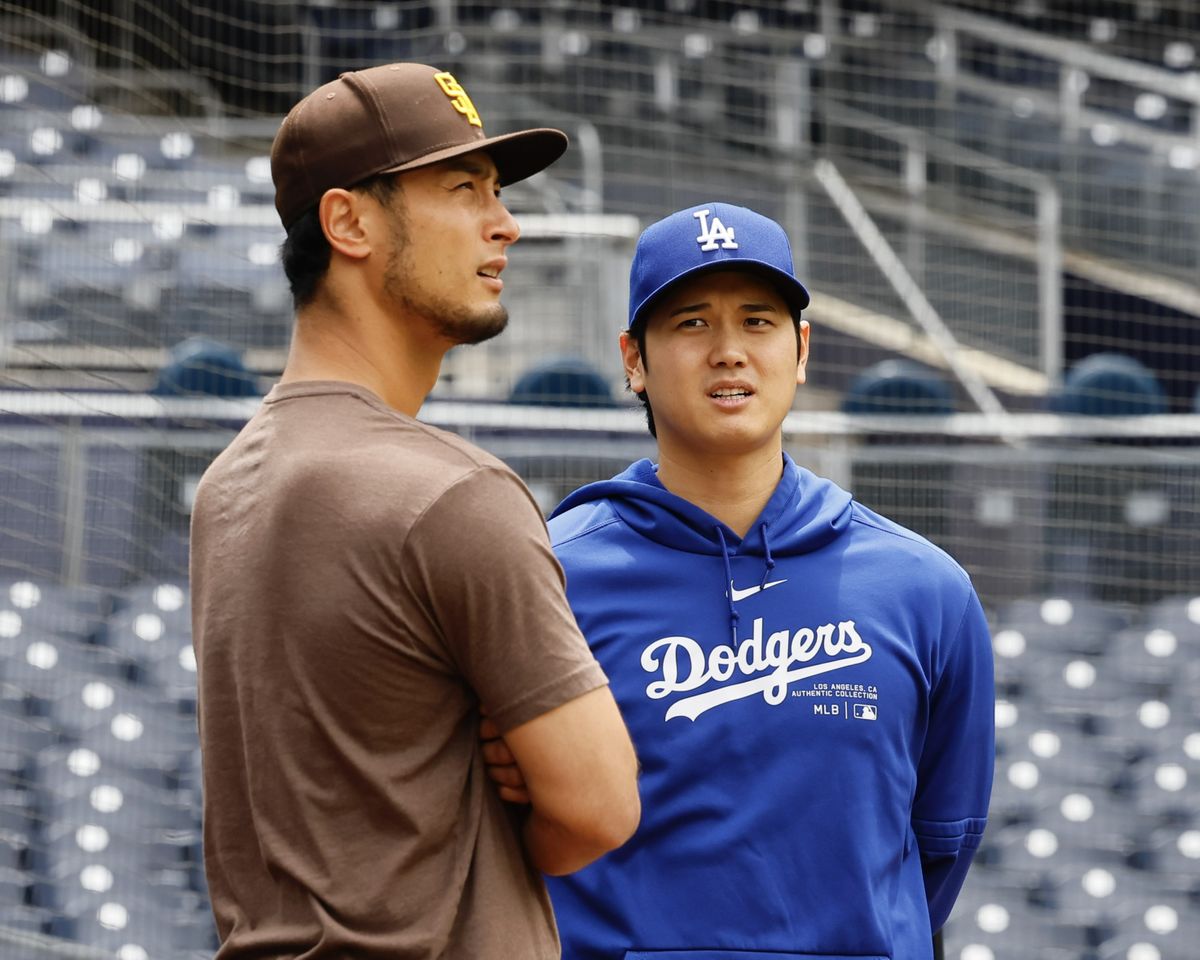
(709, 327), (747, 368)
(489, 195), (520, 246)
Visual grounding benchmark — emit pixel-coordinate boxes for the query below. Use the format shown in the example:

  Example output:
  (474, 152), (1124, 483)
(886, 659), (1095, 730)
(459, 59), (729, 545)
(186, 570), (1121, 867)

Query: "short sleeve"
(402, 465), (608, 733)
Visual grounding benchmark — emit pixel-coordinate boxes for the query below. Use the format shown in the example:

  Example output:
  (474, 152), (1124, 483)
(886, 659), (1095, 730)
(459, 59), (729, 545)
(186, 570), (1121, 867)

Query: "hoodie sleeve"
(912, 586), (995, 932)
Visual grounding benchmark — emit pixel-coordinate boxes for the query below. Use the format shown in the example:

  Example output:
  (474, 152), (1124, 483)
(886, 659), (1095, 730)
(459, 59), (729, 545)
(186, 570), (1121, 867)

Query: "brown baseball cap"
(270, 62), (569, 228)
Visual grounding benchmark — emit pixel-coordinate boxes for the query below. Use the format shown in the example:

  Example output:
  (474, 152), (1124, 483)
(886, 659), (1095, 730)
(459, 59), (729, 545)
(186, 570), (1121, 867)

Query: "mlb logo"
(853, 703), (877, 721)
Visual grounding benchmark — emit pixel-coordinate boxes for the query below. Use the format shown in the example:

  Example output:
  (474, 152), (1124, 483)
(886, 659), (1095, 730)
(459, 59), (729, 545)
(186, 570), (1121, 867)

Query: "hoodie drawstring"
(759, 521), (776, 588)
(720, 523), (778, 645)
(715, 526), (739, 645)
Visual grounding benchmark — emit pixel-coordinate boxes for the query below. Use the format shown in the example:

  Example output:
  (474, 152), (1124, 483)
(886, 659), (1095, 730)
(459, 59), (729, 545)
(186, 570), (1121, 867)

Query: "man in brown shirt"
(189, 63), (640, 959)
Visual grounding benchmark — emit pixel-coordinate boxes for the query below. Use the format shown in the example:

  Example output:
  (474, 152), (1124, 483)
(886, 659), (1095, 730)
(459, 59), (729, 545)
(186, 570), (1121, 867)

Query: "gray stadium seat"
(1125, 756), (1200, 824)
(997, 595), (1133, 657)
(0, 578), (110, 642)
(1108, 625), (1200, 694)
(1094, 893), (1200, 960)
(1143, 826), (1200, 898)
(3, 632), (128, 702)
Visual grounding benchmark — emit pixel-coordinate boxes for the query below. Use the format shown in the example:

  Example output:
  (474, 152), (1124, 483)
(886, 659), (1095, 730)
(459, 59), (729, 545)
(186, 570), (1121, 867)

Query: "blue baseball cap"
(628, 202), (811, 331)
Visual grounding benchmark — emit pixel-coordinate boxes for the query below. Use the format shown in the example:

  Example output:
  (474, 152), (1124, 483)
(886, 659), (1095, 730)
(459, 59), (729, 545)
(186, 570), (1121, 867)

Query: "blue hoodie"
(545, 454), (994, 960)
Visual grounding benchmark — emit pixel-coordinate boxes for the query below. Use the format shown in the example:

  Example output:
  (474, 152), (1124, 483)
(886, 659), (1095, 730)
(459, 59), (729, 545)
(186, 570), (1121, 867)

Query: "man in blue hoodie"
(484, 203), (994, 960)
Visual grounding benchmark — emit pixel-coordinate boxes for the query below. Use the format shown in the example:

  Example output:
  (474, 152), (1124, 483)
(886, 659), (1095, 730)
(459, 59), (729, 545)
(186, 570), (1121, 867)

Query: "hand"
(480, 712), (531, 804)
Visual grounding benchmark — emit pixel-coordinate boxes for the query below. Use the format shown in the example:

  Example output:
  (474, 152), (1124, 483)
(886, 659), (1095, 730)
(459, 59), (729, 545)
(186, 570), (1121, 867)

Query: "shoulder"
(548, 500), (624, 552)
(847, 501), (973, 592)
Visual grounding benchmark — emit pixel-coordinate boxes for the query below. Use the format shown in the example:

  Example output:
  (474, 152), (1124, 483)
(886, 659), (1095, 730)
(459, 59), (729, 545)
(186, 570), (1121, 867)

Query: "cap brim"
(631, 259), (811, 330)
(380, 127), (569, 186)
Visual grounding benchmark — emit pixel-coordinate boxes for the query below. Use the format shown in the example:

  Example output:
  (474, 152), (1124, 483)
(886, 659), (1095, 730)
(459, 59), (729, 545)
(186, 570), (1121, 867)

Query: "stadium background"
(1, 0), (1199, 957)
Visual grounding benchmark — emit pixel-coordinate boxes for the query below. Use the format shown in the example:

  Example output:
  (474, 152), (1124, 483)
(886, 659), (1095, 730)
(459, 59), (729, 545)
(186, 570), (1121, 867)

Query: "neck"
(655, 441), (785, 538)
(279, 289), (446, 417)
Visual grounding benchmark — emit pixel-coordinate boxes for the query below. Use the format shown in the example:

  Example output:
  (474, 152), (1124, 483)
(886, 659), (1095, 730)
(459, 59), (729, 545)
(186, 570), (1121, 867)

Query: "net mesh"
(0, 1), (1199, 957)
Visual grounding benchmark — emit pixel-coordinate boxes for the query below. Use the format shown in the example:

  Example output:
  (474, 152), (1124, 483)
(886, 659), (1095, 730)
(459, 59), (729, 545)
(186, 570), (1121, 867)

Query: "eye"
(745, 316), (774, 327)
(454, 180), (475, 191)
(677, 317), (707, 329)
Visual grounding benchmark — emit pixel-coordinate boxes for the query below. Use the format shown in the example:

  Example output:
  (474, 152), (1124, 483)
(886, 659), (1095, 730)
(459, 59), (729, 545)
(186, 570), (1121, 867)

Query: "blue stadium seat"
(842, 358), (955, 414)
(1049, 353), (1168, 417)
(510, 358), (618, 407)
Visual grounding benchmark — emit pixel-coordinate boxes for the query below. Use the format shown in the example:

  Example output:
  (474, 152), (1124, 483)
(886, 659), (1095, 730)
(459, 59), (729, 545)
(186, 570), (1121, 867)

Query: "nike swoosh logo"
(729, 579), (788, 602)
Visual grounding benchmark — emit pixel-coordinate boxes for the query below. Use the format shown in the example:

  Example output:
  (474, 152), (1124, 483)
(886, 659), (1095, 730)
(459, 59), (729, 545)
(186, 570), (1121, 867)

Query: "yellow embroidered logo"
(434, 71), (482, 128)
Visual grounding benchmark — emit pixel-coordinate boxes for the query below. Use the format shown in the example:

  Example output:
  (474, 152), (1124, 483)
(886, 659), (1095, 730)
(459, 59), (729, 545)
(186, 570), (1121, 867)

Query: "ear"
(318, 188), (373, 262)
(796, 319), (810, 386)
(620, 330), (646, 394)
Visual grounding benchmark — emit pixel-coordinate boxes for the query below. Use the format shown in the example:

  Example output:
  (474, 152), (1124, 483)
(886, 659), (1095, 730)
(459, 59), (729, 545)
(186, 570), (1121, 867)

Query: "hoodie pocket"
(625, 952), (887, 960)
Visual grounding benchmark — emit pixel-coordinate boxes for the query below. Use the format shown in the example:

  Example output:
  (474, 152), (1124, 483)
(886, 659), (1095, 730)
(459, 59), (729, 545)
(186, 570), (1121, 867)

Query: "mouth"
(709, 386), (754, 401)
(477, 258), (507, 287)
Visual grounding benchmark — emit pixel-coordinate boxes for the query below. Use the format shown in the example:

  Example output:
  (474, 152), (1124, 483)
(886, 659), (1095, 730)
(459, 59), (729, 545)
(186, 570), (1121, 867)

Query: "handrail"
(931, 4), (1200, 106)
(813, 159), (1007, 416)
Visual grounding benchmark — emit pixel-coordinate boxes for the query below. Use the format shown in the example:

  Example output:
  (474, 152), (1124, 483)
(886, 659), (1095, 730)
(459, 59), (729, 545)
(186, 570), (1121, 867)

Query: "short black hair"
(627, 312), (805, 439)
(279, 173), (404, 310)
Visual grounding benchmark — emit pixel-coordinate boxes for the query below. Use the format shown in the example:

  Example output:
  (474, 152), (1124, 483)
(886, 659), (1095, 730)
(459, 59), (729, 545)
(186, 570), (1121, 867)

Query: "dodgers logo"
(434, 71), (482, 127)
(693, 208), (738, 251)
(641, 616), (873, 721)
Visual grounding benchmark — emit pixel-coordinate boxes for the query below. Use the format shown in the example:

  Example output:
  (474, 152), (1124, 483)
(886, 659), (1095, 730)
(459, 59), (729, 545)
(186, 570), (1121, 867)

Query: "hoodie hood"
(550, 452), (852, 558)
(551, 453), (854, 647)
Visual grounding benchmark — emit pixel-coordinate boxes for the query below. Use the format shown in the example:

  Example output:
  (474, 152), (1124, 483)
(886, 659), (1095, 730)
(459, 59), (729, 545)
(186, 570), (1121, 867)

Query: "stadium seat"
(153, 336), (261, 398)
(1049, 353), (1168, 417)
(841, 358), (955, 414)
(1094, 893), (1200, 960)
(4, 632), (129, 703)
(509, 357), (618, 407)
(1024, 654), (1127, 731)
(104, 605), (191, 669)
(40, 773), (195, 837)
(1124, 756), (1200, 824)
(1108, 625), (1200, 695)
(943, 892), (1087, 960)
(1142, 594), (1200, 639)
(0, 578), (110, 643)
(996, 595), (1133, 657)
(1141, 825), (1200, 897)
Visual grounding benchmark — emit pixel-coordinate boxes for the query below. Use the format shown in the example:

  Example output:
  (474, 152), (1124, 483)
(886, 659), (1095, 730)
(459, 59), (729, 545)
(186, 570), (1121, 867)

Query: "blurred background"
(0, 1), (1198, 958)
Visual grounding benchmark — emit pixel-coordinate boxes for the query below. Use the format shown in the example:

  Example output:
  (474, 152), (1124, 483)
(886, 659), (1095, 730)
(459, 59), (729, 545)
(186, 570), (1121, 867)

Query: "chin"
(435, 304), (509, 346)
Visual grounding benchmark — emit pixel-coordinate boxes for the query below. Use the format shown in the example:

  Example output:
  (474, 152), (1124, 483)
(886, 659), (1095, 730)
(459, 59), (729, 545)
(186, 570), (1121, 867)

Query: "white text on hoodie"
(641, 617), (873, 721)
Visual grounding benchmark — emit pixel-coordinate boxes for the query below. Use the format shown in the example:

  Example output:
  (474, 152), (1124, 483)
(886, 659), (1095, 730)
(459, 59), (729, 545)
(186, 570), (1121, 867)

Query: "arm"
(913, 587), (995, 931)
(504, 687), (639, 875)
(407, 465), (639, 874)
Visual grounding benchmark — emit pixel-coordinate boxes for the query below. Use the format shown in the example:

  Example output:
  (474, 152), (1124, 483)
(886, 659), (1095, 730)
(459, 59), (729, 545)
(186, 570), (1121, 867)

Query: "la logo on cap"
(693, 208), (738, 251)
(434, 71), (482, 127)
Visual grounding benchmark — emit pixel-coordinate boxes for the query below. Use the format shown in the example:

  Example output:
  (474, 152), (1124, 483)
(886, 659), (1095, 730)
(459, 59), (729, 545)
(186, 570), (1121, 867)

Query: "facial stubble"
(381, 202), (509, 347)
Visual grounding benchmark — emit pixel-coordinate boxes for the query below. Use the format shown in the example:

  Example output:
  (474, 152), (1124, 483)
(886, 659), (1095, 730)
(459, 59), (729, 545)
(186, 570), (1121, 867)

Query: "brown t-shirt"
(190, 381), (608, 959)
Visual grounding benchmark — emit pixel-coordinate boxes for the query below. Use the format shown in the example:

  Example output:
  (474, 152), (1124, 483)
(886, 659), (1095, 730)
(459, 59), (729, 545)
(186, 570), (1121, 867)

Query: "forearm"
(522, 805), (630, 876)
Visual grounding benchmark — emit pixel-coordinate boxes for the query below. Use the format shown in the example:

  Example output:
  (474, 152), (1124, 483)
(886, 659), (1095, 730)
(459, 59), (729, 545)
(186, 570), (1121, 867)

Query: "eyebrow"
(667, 301), (779, 317)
